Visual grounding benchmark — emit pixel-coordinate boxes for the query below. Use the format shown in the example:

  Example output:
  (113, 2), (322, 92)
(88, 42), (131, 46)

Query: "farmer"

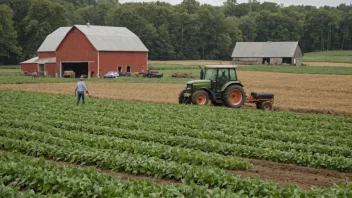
(75, 76), (89, 105)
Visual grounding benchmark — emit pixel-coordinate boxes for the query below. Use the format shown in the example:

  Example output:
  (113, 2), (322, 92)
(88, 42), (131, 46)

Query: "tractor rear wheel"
(222, 85), (246, 108)
(261, 101), (272, 111)
(178, 90), (191, 104)
(192, 90), (209, 105)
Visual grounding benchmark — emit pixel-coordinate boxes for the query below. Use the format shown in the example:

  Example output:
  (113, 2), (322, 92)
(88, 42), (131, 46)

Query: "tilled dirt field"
(1, 71), (351, 116)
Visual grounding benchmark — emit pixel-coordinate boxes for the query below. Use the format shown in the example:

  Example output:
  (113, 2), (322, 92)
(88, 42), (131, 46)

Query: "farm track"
(233, 159), (352, 190)
(1, 71), (352, 116)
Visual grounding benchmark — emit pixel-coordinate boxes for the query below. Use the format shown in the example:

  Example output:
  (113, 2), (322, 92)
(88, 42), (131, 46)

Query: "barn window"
(39, 64), (45, 71)
(126, 65), (131, 73)
(117, 66), (122, 72)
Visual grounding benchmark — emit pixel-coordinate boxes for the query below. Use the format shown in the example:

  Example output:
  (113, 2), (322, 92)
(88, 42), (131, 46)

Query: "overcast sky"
(119, 0), (351, 7)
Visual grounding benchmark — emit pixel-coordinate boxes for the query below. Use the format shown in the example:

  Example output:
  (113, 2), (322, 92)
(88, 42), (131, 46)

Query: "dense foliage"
(1, 0), (352, 64)
(0, 90), (352, 197)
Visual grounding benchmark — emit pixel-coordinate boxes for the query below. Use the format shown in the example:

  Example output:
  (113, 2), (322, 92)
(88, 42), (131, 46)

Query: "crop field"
(1, 70), (352, 116)
(0, 90), (351, 197)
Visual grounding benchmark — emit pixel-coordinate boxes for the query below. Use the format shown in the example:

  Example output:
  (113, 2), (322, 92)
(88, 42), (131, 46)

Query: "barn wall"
(56, 27), (98, 77)
(99, 51), (148, 75)
(293, 46), (303, 66)
(270, 58), (283, 65)
(233, 57), (261, 65)
(45, 63), (56, 77)
(38, 52), (56, 58)
(21, 63), (37, 73)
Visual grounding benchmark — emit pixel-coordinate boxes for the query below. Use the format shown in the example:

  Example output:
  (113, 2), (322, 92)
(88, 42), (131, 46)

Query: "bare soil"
(1, 71), (352, 116)
(233, 159), (352, 190)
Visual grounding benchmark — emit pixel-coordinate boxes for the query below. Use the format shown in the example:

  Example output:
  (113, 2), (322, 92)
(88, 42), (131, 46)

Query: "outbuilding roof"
(231, 42), (300, 58)
(20, 57), (56, 64)
(37, 25), (149, 52)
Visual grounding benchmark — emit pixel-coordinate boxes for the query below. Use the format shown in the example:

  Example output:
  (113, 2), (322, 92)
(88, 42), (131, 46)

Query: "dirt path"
(1, 71), (351, 116)
(233, 159), (352, 189)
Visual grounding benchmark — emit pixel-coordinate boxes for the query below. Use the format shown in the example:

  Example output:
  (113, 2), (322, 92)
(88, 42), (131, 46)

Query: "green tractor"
(179, 65), (274, 110)
(179, 65), (246, 108)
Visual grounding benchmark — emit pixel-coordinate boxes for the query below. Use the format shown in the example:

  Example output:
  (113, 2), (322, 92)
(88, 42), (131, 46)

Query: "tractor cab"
(202, 65), (241, 92)
(179, 65), (246, 108)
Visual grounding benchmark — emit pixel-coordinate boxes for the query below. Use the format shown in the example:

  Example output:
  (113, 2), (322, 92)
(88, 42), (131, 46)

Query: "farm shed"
(231, 42), (303, 66)
(21, 24), (149, 77)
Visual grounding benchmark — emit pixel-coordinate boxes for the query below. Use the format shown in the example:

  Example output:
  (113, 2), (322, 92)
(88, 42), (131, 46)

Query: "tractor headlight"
(186, 84), (192, 89)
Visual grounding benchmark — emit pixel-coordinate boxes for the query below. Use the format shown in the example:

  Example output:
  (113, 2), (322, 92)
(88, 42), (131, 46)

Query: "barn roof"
(37, 25), (149, 52)
(231, 42), (300, 58)
(37, 27), (72, 52)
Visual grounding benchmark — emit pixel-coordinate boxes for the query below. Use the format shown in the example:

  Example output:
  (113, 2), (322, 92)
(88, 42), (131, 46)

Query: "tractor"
(178, 65), (274, 110)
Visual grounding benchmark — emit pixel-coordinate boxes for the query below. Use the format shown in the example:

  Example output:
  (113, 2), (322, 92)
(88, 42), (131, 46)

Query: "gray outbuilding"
(231, 42), (303, 66)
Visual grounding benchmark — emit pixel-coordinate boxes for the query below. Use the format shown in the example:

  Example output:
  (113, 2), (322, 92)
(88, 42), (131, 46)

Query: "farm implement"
(178, 65), (274, 110)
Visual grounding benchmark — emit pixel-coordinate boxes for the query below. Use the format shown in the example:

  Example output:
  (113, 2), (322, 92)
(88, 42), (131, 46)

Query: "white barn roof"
(232, 42), (300, 58)
(20, 57), (56, 64)
(37, 25), (149, 52)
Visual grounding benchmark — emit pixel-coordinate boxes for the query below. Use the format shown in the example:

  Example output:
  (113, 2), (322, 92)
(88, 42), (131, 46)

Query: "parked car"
(103, 71), (119, 78)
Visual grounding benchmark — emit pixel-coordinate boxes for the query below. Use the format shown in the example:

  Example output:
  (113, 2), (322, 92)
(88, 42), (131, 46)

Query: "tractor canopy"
(185, 65), (242, 92)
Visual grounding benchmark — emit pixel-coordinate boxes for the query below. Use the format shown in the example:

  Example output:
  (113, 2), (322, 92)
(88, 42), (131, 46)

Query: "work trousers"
(77, 91), (85, 104)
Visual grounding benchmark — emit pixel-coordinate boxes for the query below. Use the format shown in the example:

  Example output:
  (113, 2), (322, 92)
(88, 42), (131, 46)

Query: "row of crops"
(0, 90), (351, 197)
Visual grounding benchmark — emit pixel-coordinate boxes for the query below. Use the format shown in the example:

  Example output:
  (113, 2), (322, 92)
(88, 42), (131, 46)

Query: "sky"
(119, 0), (351, 7)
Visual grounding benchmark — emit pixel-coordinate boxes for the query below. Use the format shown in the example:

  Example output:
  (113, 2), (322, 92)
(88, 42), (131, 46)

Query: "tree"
(23, 0), (69, 58)
(238, 13), (257, 42)
(302, 9), (341, 51)
(0, 4), (21, 64)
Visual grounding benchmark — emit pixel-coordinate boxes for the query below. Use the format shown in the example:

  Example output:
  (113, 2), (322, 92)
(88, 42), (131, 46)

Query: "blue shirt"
(76, 81), (88, 92)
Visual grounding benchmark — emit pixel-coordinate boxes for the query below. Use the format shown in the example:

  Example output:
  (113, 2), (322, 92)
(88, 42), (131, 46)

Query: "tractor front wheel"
(192, 90), (209, 105)
(222, 85), (246, 108)
(178, 90), (191, 104)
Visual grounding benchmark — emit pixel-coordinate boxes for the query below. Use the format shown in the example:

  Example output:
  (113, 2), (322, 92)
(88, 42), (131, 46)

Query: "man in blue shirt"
(75, 76), (88, 105)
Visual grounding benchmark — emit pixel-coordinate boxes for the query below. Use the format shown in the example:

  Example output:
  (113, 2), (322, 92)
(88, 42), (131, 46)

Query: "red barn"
(21, 24), (149, 78)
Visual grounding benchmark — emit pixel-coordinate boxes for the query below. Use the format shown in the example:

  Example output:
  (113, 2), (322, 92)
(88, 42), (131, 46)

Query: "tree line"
(1, 0), (352, 64)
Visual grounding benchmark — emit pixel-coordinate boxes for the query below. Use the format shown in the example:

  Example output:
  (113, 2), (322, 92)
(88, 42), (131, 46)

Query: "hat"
(80, 75), (84, 80)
